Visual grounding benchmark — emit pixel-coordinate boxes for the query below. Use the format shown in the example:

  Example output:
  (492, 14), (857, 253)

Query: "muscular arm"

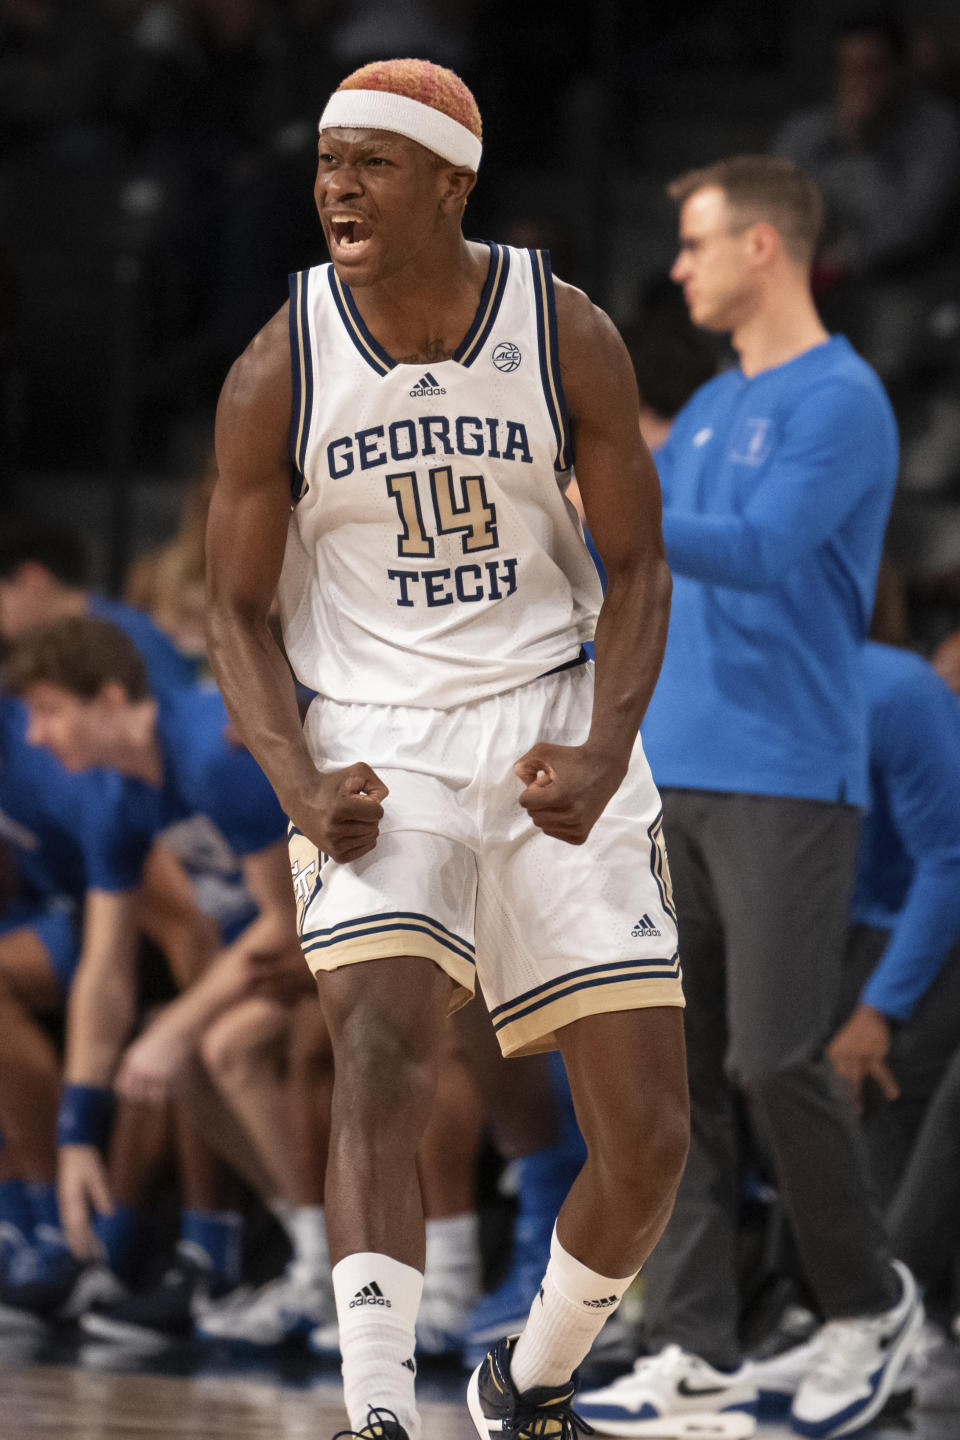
(58, 888), (139, 1256)
(206, 307), (317, 810)
(138, 840), (221, 989)
(207, 309), (387, 862)
(514, 285), (670, 844)
(64, 889), (140, 1086)
(559, 284), (672, 763)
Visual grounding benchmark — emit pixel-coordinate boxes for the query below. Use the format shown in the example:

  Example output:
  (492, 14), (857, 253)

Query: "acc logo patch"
(492, 341), (522, 373)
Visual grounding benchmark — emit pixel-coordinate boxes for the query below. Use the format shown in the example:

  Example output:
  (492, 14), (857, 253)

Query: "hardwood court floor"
(0, 1345), (956, 1440)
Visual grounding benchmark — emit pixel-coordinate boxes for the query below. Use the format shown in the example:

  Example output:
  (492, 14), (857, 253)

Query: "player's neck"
(110, 700), (163, 786)
(732, 286), (829, 378)
(349, 236), (489, 364)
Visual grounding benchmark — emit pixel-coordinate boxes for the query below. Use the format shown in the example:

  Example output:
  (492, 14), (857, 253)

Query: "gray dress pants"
(643, 789), (898, 1370)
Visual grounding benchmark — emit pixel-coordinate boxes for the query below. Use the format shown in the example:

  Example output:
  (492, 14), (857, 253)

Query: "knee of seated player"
(287, 996), (334, 1077)
(201, 998), (291, 1086)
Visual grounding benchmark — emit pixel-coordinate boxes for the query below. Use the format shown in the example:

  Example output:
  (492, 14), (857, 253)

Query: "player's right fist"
(291, 763), (389, 863)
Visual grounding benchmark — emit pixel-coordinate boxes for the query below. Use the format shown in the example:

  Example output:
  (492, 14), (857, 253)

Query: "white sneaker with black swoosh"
(575, 1344), (758, 1437)
(790, 1259), (924, 1438)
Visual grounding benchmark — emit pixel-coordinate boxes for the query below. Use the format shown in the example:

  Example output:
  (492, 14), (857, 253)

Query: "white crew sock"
(333, 1251), (423, 1438)
(510, 1226), (638, 1392)
(424, 1213), (480, 1302)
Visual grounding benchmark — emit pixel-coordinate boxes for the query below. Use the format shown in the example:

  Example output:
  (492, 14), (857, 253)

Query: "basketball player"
(205, 57), (688, 1440)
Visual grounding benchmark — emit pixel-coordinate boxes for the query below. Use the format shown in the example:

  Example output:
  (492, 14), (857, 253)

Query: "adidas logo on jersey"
(631, 913), (661, 938)
(409, 372), (447, 398)
(349, 1281), (392, 1308)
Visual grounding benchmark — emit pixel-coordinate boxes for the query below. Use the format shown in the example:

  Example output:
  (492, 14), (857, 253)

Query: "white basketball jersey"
(277, 243), (602, 709)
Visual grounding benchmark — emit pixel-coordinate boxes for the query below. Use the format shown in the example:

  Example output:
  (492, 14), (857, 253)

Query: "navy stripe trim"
(537, 646), (588, 680)
(493, 962), (682, 1032)
(453, 242), (510, 366)
(287, 271), (313, 501)
(300, 908), (473, 949)
(303, 919), (476, 968)
(300, 909), (475, 963)
(648, 810), (678, 926)
(530, 249), (573, 471)
(327, 267), (394, 375)
(489, 951), (680, 1021)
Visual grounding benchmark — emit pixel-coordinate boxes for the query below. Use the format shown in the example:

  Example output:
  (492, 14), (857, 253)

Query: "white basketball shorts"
(289, 661), (683, 1056)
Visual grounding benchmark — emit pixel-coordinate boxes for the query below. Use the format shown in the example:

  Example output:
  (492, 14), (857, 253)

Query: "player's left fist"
(514, 743), (626, 845)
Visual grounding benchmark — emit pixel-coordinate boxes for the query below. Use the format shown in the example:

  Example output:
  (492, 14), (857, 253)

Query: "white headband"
(319, 88), (482, 171)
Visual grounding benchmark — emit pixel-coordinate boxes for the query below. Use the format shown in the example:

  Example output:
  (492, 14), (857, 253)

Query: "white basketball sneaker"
(195, 1261), (334, 1348)
(576, 1344), (758, 1438)
(750, 1333), (825, 1418)
(791, 1259), (924, 1438)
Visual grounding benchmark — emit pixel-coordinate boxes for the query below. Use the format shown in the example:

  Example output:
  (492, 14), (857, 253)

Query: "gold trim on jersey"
(292, 271), (310, 466)
(456, 243), (506, 366)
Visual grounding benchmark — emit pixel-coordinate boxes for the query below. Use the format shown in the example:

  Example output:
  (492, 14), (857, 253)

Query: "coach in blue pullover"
(579, 157), (913, 1440)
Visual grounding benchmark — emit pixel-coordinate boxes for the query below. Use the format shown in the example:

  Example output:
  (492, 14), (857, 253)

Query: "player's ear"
(440, 165), (477, 213)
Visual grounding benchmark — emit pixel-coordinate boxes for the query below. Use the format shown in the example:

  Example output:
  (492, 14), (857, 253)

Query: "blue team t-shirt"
(0, 695), (135, 900)
(81, 685), (288, 937)
(641, 336), (898, 806)
(86, 595), (196, 697)
(851, 643), (960, 1019)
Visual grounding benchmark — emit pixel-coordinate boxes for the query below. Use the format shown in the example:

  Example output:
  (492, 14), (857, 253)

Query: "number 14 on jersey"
(385, 466), (518, 608)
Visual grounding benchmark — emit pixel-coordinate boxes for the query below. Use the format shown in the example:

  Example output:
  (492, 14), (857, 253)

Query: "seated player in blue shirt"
(4, 615), (303, 1334)
(0, 689), (260, 1324)
(0, 692), (149, 1318)
(0, 526), (220, 1321)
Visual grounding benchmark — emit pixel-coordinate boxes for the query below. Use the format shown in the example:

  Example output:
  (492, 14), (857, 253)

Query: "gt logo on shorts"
(288, 826), (323, 935)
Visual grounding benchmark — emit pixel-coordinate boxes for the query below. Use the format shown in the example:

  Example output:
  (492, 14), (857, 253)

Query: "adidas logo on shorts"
(409, 372), (447, 398)
(349, 1281), (392, 1309)
(631, 913), (661, 938)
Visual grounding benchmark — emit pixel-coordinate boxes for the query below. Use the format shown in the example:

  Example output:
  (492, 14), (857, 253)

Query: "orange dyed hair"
(337, 59), (482, 142)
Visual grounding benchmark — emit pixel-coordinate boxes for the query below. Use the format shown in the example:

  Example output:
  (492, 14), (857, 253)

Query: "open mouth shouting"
(327, 213), (374, 257)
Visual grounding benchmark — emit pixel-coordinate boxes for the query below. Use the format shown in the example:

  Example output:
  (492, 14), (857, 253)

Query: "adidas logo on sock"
(402, 1357), (416, 1373)
(349, 1281), (392, 1308)
(631, 913), (661, 938)
(583, 1294), (619, 1309)
(408, 372), (447, 398)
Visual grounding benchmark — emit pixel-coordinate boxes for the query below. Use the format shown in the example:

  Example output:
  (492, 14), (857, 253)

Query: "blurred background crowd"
(3, 0), (960, 649)
(1, 0), (960, 1416)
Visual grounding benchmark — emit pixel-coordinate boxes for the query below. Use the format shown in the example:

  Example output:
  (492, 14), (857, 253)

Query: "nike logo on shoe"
(677, 1378), (731, 1397)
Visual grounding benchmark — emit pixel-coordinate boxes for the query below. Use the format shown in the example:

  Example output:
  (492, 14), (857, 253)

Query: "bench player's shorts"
(290, 661), (683, 1056)
(0, 898), (80, 994)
